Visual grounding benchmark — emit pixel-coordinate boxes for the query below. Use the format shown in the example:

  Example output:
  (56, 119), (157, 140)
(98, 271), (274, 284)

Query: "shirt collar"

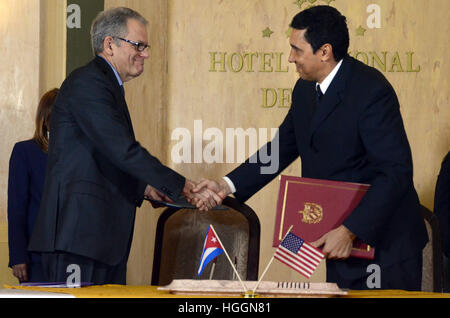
(98, 55), (123, 87)
(316, 59), (343, 94)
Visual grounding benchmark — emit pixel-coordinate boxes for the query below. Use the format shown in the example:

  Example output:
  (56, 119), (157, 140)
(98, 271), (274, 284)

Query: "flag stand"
(209, 257), (217, 280)
(251, 225), (294, 294)
(209, 225), (248, 293)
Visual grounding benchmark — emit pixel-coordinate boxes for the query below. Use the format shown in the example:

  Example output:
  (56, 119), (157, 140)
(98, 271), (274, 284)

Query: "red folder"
(273, 175), (375, 259)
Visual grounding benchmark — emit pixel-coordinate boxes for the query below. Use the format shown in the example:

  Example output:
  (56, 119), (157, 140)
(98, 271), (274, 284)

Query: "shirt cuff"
(222, 176), (236, 194)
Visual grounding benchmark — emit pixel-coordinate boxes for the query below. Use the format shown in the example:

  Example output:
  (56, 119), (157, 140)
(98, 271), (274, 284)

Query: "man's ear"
(320, 43), (334, 62)
(103, 36), (114, 56)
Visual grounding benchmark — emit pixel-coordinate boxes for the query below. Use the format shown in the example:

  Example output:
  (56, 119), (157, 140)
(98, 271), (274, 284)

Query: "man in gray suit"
(29, 7), (215, 285)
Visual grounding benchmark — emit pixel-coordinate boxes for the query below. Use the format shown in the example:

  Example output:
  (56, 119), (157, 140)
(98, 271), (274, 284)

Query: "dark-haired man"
(194, 5), (428, 290)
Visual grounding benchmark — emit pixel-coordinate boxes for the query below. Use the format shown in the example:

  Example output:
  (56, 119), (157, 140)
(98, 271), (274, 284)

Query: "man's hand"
(182, 179), (195, 200)
(12, 264), (28, 282)
(191, 178), (231, 211)
(144, 185), (173, 208)
(194, 178), (231, 199)
(182, 179), (221, 211)
(311, 225), (356, 260)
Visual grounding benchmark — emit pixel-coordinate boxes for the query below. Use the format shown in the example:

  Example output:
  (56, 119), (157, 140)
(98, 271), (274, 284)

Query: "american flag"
(274, 233), (324, 278)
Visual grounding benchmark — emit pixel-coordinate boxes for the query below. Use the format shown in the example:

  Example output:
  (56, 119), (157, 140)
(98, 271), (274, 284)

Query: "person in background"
(435, 151), (450, 256)
(434, 151), (450, 291)
(7, 88), (59, 283)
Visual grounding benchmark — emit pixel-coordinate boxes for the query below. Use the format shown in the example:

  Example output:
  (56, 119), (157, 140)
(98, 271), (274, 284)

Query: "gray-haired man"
(29, 7), (213, 285)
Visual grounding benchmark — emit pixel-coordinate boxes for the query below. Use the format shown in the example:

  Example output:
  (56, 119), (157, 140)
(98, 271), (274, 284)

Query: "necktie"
(316, 84), (323, 103)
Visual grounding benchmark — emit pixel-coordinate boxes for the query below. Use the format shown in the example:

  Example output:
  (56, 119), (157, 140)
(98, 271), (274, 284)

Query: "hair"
(33, 88), (59, 152)
(90, 7), (148, 55)
(290, 5), (349, 61)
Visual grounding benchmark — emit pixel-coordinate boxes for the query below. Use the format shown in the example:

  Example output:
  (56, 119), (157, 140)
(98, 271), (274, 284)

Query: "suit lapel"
(94, 56), (136, 140)
(307, 56), (353, 145)
(120, 92), (136, 140)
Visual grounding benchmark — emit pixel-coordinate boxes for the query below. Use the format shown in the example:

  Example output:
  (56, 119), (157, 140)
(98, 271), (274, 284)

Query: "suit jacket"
(227, 55), (428, 276)
(8, 140), (46, 267)
(28, 56), (185, 266)
(435, 152), (450, 256)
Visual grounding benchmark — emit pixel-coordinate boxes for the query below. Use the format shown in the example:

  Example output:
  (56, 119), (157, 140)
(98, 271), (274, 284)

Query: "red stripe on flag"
(298, 249), (321, 266)
(274, 247), (317, 277)
(302, 242), (325, 259)
(275, 247), (315, 273)
(274, 252), (313, 278)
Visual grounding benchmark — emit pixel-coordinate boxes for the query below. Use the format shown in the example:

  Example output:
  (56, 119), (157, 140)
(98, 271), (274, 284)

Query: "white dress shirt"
(316, 59), (343, 94)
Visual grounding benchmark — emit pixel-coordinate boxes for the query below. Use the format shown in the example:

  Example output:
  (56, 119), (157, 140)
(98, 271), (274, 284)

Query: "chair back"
(421, 205), (444, 292)
(151, 197), (260, 286)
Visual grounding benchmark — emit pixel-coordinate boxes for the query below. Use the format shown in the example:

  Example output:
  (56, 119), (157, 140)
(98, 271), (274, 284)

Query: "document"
(145, 196), (228, 210)
(273, 175), (375, 259)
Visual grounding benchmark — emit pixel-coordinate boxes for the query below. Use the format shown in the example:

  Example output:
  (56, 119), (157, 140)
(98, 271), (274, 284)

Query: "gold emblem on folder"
(299, 203), (323, 224)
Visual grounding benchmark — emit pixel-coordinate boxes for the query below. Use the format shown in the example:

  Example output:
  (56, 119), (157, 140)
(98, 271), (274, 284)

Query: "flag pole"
(209, 257), (217, 280)
(210, 225), (248, 292)
(232, 256), (237, 280)
(252, 225), (294, 293)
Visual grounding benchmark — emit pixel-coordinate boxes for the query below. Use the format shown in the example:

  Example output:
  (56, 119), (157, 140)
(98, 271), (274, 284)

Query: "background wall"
(0, 0), (448, 285)
(0, 0), (42, 285)
(40, 0), (66, 97)
(0, 0), (66, 285)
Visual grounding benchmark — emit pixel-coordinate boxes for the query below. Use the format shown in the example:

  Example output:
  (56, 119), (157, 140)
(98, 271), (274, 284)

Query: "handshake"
(144, 179), (232, 211)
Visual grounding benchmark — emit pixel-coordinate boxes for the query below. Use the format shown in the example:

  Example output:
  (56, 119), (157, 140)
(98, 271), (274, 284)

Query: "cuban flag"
(197, 226), (224, 276)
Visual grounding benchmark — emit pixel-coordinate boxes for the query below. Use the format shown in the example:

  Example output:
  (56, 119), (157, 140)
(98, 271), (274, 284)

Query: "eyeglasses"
(115, 37), (150, 52)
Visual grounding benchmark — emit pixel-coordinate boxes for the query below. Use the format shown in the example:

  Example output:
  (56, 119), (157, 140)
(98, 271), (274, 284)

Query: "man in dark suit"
(434, 152), (450, 291)
(194, 6), (428, 290)
(28, 7), (212, 285)
(435, 152), (450, 257)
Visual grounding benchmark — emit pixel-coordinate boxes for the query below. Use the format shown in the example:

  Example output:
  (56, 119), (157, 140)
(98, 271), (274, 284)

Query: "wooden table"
(3, 284), (450, 298)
